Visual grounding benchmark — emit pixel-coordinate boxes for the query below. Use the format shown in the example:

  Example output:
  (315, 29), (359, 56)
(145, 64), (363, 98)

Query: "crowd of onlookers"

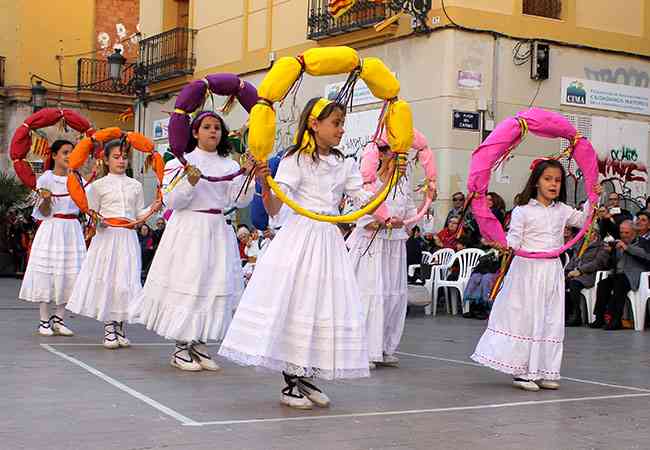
(404, 191), (650, 330)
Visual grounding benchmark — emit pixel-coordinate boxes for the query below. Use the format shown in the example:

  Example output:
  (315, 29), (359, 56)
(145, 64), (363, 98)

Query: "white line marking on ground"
(191, 392), (650, 426)
(396, 351), (650, 393)
(47, 342), (220, 347)
(41, 344), (199, 426)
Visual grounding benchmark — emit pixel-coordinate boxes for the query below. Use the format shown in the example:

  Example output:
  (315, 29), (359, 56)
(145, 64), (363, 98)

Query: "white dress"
(471, 199), (589, 380)
(19, 171), (86, 305)
(130, 148), (254, 343)
(219, 152), (372, 380)
(66, 173), (147, 322)
(347, 179), (416, 362)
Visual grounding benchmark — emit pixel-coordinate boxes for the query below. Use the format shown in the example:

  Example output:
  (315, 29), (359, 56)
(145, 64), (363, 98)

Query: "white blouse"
(274, 152), (372, 215)
(32, 170), (79, 220)
(507, 199), (590, 252)
(355, 178), (417, 240)
(87, 173), (147, 220)
(163, 147), (254, 211)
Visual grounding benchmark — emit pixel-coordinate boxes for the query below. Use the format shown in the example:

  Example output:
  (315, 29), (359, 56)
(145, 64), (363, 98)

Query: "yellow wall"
(138, 0), (650, 80)
(0, 0), (95, 87)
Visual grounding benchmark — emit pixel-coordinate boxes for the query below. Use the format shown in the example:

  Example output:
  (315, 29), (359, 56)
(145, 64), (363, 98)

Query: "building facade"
(0, 0), (139, 174)
(137, 0), (650, 225)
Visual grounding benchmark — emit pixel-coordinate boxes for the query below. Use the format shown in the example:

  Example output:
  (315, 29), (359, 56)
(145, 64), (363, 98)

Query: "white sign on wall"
(152, 118), (169, 140)
(338, 108), (382, 159)
(591, 116), (649, 201)
(324, 79), (381, 107)
(561, 77), (650, 116)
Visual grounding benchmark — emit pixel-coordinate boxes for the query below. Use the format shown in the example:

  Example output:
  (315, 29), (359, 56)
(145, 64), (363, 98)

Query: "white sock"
(39, 303), (50, 322)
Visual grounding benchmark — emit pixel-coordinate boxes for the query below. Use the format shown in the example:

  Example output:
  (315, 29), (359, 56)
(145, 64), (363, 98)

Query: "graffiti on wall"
(584, 66), (650, 87)
(97, 23), (140, 58)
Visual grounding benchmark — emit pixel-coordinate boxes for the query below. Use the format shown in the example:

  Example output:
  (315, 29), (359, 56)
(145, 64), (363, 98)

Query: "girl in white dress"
(219, 97), (404, 410)
(347, 144), (417, 368)
(131, 112), (254, 371)
(471, 159), (601, 391)
(67, 140), (161, 349)
(19, 140), (86, 336)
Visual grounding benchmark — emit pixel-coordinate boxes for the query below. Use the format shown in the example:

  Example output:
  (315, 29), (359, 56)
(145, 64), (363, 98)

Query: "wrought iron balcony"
(138, 27), (197, 85)
(77, 58), (137, 95)
(307, 0), (395, 40)
(0, 56), (5, 87)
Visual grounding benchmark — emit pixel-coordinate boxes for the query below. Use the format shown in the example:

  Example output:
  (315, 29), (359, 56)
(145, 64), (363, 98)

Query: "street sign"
(452, 110), (480, 131)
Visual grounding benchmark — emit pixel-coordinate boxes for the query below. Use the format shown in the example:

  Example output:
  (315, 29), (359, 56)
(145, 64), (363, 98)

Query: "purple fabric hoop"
(168, 73), (258, 182)
(466, 107), (599, 259)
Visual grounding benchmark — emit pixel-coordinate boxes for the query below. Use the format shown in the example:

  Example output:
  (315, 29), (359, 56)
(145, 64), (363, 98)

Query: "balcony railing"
(307, 0), (395, 40)
(0, 56), (5, 87)
(77, 58), (137, 95)
(523, 0), (562, 19)
(138, 27), (197, 85)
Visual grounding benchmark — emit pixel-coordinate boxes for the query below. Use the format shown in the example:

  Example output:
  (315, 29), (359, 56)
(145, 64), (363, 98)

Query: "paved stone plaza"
(2, 278), (649, 450)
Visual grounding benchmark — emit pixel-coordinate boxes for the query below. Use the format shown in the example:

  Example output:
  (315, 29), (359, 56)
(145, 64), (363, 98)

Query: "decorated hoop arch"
(466, 107), (599, 259)
(66, 127), (163, 228)
(10, 108), (94, 192)
(248, 45), (414, 223)
(167, 73), (258, 182)
(360, 128), (437, 226)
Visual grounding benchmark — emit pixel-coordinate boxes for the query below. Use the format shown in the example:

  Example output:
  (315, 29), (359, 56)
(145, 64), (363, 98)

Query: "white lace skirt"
(347, 229), (408, 361)
(19, 218), (86, 305)
(130, 210), (236, 342)
(219, 214), (370, 380)
(471, 256), (565, 380)
(66, 227), (142, 322)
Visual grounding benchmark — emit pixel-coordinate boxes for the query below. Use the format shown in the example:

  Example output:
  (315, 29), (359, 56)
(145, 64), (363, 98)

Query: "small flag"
(118, 106), (134, 122)
(30, 131), (50, 159)
(328, 0), (356, 18)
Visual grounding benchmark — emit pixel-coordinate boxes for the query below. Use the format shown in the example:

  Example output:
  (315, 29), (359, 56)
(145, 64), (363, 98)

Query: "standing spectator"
(487, 192), (506, 225)
(597, 192), (632, 239)
(138, 224), (155, 276)
(563, 230), (610, 326)
(591, 220), (650, 330)
(635, 210), (650, 241)
(6, 209), (27, 276)
(152, 217), (166, 248)
(645, 196), (650, 212)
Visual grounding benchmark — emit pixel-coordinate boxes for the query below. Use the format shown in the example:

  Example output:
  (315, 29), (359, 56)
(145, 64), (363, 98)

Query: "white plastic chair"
(627, 271), (650, 331)
(433, 248), (485, 315)
(423, 248), (455, 315)
(581, 270), (611, 324)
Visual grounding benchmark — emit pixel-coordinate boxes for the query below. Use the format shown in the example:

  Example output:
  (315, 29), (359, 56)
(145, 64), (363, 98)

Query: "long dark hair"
(47, 139), (74, 170)
(516, 159), (567, 206)
(284, 97), (345, 163)
(190, 111), (232, 157)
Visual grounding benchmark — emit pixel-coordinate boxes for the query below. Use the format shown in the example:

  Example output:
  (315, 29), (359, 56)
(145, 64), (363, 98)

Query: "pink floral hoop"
(360, 128), (436, 226)
(467, 107), (599, 259)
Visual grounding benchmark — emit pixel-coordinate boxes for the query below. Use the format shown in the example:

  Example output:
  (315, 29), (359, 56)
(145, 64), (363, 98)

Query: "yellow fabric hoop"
(250, 46), (413, 223)
(266, 162), (400, 223)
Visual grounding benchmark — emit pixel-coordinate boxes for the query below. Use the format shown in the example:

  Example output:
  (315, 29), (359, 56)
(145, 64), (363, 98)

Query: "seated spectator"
(597, 192), (632, 239)
(564, 230), (610, 326)
(236, 225), (251, 266)
(645, 197), (650, 212)
(434, 216), (465, 251)
(462, 250), (501, 320)
(591, 220), (650, 330)
(406, 226), (424, 283)
(635, 210), (650, 241)
(245, 228), (261, 264)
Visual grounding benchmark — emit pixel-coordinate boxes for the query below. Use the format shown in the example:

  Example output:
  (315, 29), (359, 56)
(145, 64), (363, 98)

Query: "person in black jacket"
(564, 231), (611, 326)
(597, 192), (632, 239)
(591, 220), (650, 330)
